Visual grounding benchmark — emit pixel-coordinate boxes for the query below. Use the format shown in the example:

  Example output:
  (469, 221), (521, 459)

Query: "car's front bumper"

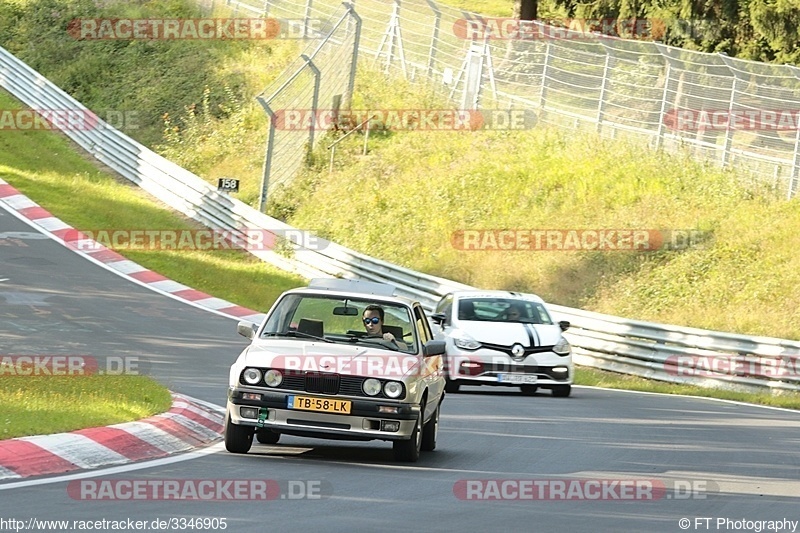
(444, 349), (573, 387)
(227, 387), (420, 442)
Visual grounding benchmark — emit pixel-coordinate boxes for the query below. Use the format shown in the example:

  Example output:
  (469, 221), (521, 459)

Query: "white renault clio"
(430, 291), (573, 397)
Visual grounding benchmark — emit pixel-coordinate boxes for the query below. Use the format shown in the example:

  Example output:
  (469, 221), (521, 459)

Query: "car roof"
(285, 278), (418, 307)
(447, 290), (547, 304)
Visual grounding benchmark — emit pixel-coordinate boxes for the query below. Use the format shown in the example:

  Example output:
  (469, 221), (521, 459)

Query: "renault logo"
(511, 344), (525, 357)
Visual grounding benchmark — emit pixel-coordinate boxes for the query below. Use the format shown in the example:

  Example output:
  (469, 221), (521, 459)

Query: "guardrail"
(3, 42), (800, 394)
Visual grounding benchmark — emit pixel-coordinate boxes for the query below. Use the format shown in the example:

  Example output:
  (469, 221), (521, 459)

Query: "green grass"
(269, 68), (800, 340)
(576, 367), (800, 410)
(0, 376), (172, 439)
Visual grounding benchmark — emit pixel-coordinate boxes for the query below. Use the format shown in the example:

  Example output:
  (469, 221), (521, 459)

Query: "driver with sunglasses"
(362, 304), (402, 346)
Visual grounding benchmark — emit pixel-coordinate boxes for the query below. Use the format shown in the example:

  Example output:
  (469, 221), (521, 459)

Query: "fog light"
(378, 405), (399, 414)
(240, 407), (259, 419)
(552, 366), (569, 376)
(381, 420), (401, 432)
(242, 393), (261, 400)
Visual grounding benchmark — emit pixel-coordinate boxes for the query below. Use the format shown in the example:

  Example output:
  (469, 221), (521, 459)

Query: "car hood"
(243, 339), (421, 379)
(456, 322), (563, 347)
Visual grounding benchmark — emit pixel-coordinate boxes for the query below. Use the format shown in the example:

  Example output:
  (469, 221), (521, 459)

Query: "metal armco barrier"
(2, 41), (800, 393)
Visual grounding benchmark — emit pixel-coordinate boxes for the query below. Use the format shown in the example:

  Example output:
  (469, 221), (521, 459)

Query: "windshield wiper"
(261, 331), (334, 343)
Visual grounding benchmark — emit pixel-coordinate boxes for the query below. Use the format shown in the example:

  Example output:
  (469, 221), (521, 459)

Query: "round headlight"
(383, 381), (403, 398)
(243, 368), (262, 385)
(363, 378), (381, 396)
(264, 369), (283, 387)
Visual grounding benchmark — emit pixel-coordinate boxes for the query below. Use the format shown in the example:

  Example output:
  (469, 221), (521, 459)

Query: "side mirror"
(558, 320), (571, 332)
(237, 321), (257, 339)
(423, 340), (446, 357)
(429, 312), (446, 325)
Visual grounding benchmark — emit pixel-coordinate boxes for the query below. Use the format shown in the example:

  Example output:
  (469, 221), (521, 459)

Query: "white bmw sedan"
(430, 291), (573, 397)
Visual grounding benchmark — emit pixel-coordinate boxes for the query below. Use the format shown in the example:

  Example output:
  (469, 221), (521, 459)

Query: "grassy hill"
(2, 0), (800, 341)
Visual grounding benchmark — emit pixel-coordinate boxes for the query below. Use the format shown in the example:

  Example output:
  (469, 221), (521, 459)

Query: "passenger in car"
(506, 304), (524, 321)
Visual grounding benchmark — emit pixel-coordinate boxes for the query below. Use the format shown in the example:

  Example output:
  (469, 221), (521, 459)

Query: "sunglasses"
(363, 317), (381, 325)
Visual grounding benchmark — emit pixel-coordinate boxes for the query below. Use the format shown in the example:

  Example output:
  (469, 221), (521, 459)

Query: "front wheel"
(224, 409), (254, 454)
(551, 385), (571, 397)
(444, 378), (460, 393)
(394, 408), (423, 462)
(421, 404), (439, 452)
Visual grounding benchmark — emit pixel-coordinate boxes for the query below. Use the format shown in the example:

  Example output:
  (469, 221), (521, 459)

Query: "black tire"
(224, 409), (254, 454)
(421, 404), (439, 452)
(394, 407), (423, 462)
(256, 428), (280, 444)
(444, 378), (460, 393)
(520, 385), (538, 396)
(551, 385), (571, 398)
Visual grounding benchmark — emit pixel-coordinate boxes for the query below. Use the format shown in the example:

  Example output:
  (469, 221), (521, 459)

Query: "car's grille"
(479, 343), (555, 358)
(305, 372), (340, 394)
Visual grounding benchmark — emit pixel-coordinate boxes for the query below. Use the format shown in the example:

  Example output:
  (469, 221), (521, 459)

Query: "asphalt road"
(2, 204), (800, 533)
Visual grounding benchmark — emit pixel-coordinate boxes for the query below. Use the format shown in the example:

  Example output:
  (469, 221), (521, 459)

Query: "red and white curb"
(0, 178), (269, 480)
(0, 393), (224, 481)
(0, 178), (267, 325)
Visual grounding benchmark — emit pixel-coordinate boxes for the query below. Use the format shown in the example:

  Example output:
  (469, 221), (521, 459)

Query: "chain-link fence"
(226, 0), (800, 202)
(217, 0), (360, 209)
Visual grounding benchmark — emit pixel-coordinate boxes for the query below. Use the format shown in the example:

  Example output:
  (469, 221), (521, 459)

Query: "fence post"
(596, 44), (613, 133)
(718, 53), (740, 168)
(344, 3), (361, 108)
(789, 66), (800, 199)
(461, 38), (486, 109)
(256, 98), (276, 212)
(262, 0), (269, 18)
(375, 0), (407, 76)
(539, 38), (551, 112)
(305, 55), (321, 159)
(424, 0), (441, 81)
(654, 43), (674, 151)
(303, 0), (314, 38)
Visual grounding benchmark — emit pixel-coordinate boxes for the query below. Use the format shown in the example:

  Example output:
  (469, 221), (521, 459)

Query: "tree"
(514, 0), (538, 20)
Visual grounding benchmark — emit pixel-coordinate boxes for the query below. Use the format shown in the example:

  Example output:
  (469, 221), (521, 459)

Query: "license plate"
(287, 395), (351, 414)
(498, 374), (537, 384)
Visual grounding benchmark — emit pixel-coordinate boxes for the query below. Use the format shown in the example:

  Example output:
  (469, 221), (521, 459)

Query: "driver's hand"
(382, 332), (395, 342)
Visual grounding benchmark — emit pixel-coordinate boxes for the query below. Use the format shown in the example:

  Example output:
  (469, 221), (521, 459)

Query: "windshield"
(261, 293), (417, 353)
(457, 298), (553, 324)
